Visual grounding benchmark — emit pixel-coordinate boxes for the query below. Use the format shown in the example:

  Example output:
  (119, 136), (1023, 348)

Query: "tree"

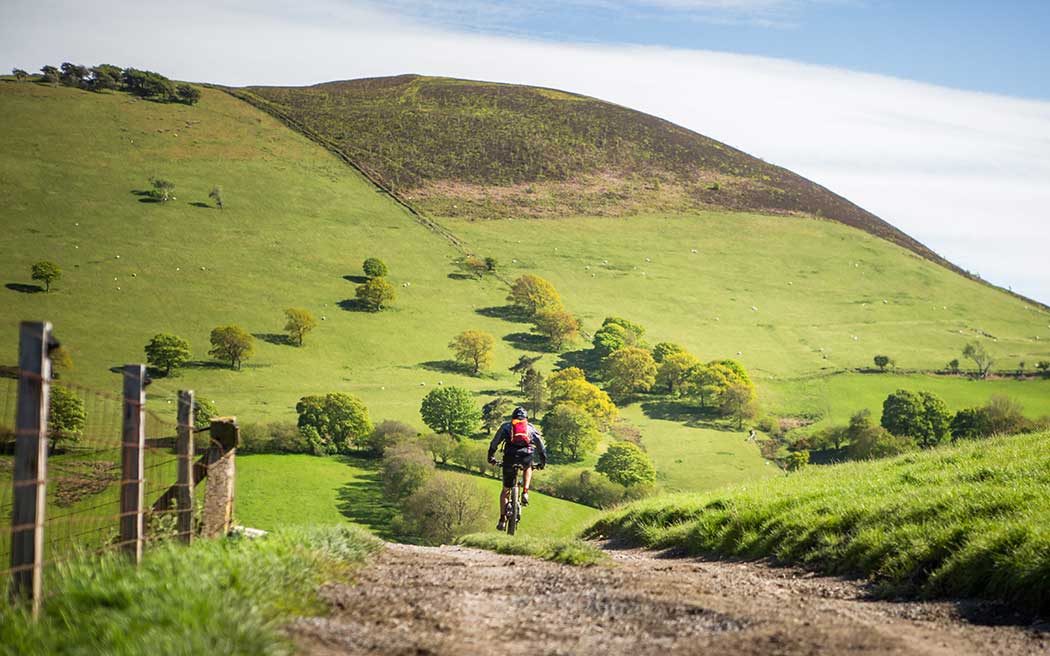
(873, 355), (891, 371)
(39, 65), (60, 84)
(48, 384), (86, 451)
(962, 341), (993, 378)
(60, 62), (89, 87)
(144, 333), (192, 376)
(122, 68), (176, 100)
(194, 397), (218, 430)
(296, 392), (373, 453)
(149, 177), (175, 201)
(547, 370), (618, 428)
(652, 342), (685, 363)
(688, 363), (728, 408)
(209, 186), (224, 209)
(420, 386), (481, 437)
(484, 256), (498, 272)
(30, 261), (61, 292)
(12, 68), (28, 81)
(509, 354), (542, 379)
(982, 395), (1028, 435)
(401, 473), (487, 544)
(422, 432), (457, 464)
(950, 407), (991, 441)
(284, 308), (317, 346)
(655, 351), (700, 395)
(880, 389), (951, 448)
(362, 420), (417, 457)
(481, 397), (515, 434)
(382, 440), (434, 498)
(355, 277), (395, 311)
(786, 450), (809, 471)
(721, 383), (758, 428)
(88, 64), (121, 91)
(1036, 361), (1050, 378)
(846, 410), (909, 460)
(947, 358), (961, 374)
(362, 257), (388, 278)
(507, 274), (562, 316)
(521, 368), (547, 415)
(175, 83), (200, 105)
(532, 307), (579, 350)
(604, 347), (657, 398)
(208, 325), (254, 369)
(596, 442), (655, 487)
(543, 403), (599, 461)
(448, 329), (495, 375)
(592, 317), (645, 358)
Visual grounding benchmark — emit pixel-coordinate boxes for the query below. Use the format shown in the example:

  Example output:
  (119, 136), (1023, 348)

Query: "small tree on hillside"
(88, 64), (121, 91)
(420, 386), (481, 437)
(604, 347), (657, 398)
(39, 65), (60, 84)
(521, 368), (547, 416)
(296, 392), (373, 453)
(543, 403), (599, 461)
(873, 355), (891, 371)
(208, 325), (253, 370)
(507, 274), (561, 317)
(209, 186), (224, 209)
(652, 342), (685, 363)
(402, 473), (487, 544)
(533, 307), (579, 350)
(881, 389), (951, 448)
(48, 384), (86, 452)
(596, 442), (655, 487)
(484, 256), (498, 272)
(962, 341), (993, 378)
(31, 261), (61, 292)
(355, 277), (395, 311)
(721, 382), (758, 428)
(655, 351), (700, 396)
(846, 410), (909, 460)
(284, 308), (317, 346)
(144, 333), (192, 376)
(59, 62), (89, 87)
(12, 68), (28, 81)
(449, 329), (495, 375)
(1037, 361), (1050, 378)
(362, 257), (388, 278)
(175, 83), (200, 105)
(149, 177), (176, 202)
(947, 358), (961, 374)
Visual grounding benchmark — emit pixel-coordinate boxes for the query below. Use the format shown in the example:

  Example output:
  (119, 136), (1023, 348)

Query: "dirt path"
(292, 543), (1048, 655)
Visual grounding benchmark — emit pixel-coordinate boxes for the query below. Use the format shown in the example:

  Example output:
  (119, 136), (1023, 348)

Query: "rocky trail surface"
(292, 543), (1048, 655)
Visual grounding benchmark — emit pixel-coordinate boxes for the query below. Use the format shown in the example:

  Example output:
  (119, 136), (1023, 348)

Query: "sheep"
(690, 248), (698, 254)
(751, 306), (758, 311)
(115, 255), (121, 259)
(645, 257), (651, 262)
(736, 351), (742, 356)
(201, 266), (206, 271)
(419, 382), (426, 386)
(132, 273), (137, 277)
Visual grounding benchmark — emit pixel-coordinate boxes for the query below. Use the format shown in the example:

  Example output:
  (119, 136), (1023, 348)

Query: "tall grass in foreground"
(0, 526), (381, 656)
(585, 432), (1050, 613)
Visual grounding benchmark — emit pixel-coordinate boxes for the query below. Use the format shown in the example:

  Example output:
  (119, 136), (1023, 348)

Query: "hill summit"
(242, 74), (954, 271)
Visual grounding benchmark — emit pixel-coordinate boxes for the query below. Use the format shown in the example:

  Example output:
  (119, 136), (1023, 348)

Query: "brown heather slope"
(236, 74), (969, 278)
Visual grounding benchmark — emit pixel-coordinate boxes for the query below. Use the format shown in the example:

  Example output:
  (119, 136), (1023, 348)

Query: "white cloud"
(2, 0), (1048, 302)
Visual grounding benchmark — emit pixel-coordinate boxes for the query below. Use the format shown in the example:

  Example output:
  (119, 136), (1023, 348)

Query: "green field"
(587, 431), (1050, 613)
(235, 453), (598, 539)
(3, 80), (1050, 538)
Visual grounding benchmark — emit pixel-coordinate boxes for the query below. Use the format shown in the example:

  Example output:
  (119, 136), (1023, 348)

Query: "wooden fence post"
(175, 390), (195, 543)
(120, 364), (146, 563)
(201, 418), (237, 539)
(10, 321), (52, 617)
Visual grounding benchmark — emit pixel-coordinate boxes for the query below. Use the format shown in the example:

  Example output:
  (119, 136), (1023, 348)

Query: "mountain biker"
(487, 406), (547, 532)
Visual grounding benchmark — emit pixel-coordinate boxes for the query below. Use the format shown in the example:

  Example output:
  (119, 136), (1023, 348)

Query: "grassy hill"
(1, 78), (1049, 524)
(586, 431), (1050, 613)
(241, 74), (973, 278)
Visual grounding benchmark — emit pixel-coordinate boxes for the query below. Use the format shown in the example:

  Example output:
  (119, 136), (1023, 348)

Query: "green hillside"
(2, 78), (1049, 523)
(242, 74), (970, 276)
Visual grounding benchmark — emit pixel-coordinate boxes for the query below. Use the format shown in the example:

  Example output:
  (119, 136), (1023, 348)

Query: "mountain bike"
(498, 461), (526, 536)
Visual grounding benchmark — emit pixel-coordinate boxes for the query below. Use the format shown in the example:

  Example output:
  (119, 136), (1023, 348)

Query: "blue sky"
(371, 1), (1050, 100)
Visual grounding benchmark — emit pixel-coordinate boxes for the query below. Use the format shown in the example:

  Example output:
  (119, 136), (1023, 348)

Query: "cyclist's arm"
(530, 429), (548, 466)
(488, 424), (507, 460)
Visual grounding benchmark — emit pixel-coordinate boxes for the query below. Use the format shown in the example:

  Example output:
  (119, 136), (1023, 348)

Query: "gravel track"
(292, 543), (1048, 655)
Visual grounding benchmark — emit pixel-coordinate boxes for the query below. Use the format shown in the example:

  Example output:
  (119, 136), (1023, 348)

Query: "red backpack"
(510, 419), (531, 448)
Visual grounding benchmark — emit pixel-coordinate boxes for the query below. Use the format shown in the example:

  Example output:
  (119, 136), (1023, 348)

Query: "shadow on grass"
(335, 462), (401, 541)
(338, 298), (372, 312)
(5, 283), (44, 294)
(641, 398), (733, 430)
(189, 201), (211, 209)
(342, 274), (368, 284)
(419, 359), (472, 376)
(447, 272), (477, 281)
(476, 305), (531, 324)
(503, 332), (549, 353)
(131, 190), (162, 204)
(254, 333), (292, 346)
(556, 348), (603, 377)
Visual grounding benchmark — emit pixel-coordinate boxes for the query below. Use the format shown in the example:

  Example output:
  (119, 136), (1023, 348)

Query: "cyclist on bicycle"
(487, 406), (547, 531)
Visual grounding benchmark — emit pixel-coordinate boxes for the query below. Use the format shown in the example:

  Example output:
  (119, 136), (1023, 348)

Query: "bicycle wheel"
(507, 485), (519, 535)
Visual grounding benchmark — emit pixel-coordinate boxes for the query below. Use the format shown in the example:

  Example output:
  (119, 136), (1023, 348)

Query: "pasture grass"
(0, 525), (381, 656)
(585, 432), (1050, 613)
(456, 532), (608, 566)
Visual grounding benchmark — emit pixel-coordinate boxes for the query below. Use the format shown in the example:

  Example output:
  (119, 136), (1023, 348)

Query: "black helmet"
(512, 407), (528, 420)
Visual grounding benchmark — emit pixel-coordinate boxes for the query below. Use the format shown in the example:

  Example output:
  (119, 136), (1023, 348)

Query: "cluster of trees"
(507, 274), (579, 349)
(296, 392), (373, 454)
(355, 257), (396, 311)
(876, 341), (1048, 380)
(142, 323), (266, 375)
(22, 63), (200, 104)
(801, 390), (1050, 462)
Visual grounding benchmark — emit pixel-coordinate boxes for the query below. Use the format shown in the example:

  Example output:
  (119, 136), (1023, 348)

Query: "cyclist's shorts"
(501, 453), (533, 488)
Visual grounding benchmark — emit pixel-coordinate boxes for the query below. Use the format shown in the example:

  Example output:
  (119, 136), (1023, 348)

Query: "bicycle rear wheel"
(507, 486), (519, 535)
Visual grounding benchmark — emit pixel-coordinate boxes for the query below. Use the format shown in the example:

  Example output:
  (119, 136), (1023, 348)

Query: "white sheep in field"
(751, 306), (758, 311)
(645, 257), (651, 262)
(690, 248), (698, 253)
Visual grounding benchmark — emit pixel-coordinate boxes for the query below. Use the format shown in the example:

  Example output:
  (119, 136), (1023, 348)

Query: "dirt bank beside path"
(292, 543), (1048, 655)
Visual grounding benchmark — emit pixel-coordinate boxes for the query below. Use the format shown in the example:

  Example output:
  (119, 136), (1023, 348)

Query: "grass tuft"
(585, 432), (1050, 613)
(0, 525), (381, 656)
(456, 532), (609, 567)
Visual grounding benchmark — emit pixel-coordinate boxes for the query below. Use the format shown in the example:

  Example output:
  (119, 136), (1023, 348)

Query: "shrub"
(786, 450), (809, 471)
(382, 440), (434, 499)
(452, 440), (492, 475)
(422, 432), (457, 465)
(596, 442), (655, 487)
(148, 177), (176, 202)
(239, 422), (309, 454)
(208, 186), (224, 209)
(175, 83), (200, 105)
(400, 473), (487, 544)
(361, 419), (417, 457)
(362, 257), (388, 278)
(847, 411), (911, 460)
(48, 384), (85, 451)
